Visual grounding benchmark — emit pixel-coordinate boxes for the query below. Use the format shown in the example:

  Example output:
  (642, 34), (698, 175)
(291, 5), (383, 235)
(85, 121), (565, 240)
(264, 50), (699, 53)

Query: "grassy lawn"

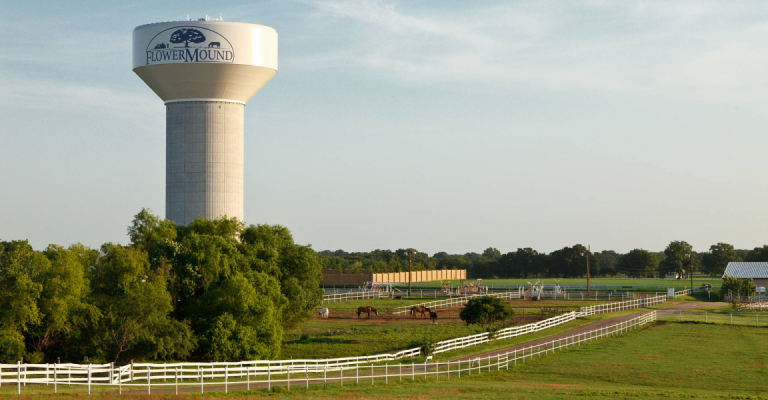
(474, 277), (722, 288)
(13, 323), (768, 399)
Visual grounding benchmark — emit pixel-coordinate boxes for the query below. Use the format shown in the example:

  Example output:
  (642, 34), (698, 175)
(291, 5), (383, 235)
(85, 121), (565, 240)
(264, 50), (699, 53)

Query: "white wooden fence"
(322, 290), (382, 304)
(655, 310), (768, 326)
(0, 311), (657, 394)
(392, 291), (521, 315)
(578, 294), (667, 315)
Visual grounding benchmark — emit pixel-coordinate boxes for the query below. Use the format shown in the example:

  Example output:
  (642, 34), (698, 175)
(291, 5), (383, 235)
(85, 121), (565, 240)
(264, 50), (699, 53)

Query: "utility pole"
(407, 249), (413, 297)
(690, 252), (694, 294)
(586, 245), (591, 294)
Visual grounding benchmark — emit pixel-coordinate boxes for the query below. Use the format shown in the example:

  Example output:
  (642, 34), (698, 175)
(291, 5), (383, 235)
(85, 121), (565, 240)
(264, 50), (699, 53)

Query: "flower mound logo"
(146, 27), (234, 65)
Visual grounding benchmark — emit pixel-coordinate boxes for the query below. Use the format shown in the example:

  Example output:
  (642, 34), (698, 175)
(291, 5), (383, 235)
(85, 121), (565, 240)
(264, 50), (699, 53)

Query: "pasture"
(463, 276), (722, 288)
(9, 323), (767, 399)
(283, 296), (626, 359)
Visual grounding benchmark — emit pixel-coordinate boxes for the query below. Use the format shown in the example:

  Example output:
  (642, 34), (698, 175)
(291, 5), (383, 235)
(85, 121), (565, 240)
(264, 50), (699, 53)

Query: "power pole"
(407, 249), (413, 297)
(586, 245), (591, 294)
(690, 252), (694, 294)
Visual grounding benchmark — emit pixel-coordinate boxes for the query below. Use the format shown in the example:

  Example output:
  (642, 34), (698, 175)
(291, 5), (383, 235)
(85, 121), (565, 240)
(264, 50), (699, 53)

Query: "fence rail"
(578, 294), (666, 315)
(0, 312), (657, 395)
(322, 290), (382, 304)
(392, 291), (521, 315)
(656, 310), (768, 326)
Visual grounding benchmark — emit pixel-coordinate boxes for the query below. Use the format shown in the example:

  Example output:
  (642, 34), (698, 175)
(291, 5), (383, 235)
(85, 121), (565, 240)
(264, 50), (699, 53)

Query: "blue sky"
(2, 0), (768, 254)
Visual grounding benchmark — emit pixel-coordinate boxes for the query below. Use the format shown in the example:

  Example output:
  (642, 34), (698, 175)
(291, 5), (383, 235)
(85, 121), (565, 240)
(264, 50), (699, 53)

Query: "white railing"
(578, 294), (666, 315)
(392, 291), (521, 315)
(322, 290), (382, 304)
(656, 310), (767, 326)
(0, 312), (656, 394)
(433, 312), (578, 354)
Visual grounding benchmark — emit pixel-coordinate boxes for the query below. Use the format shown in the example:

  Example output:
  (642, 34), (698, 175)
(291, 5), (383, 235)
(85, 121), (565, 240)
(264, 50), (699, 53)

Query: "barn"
(722, 262), (768, 289)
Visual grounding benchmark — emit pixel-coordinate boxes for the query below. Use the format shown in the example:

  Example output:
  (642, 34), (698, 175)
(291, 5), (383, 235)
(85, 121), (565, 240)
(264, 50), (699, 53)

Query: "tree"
(459, 296), (514, 330)
(0, 241), (44, 362)
(658, 241), (698, 278)
(482, 247), (501, 260)
(596, 251), (620, 276)
(701, 243), (741, 277)
(169, 29), (206, 47)
(91, 244), (195, 362)
(27, 245), (100, 357)
(616, 249), (659, 278)
(721, 275), (756, 297)
(745, 245), (768, 262)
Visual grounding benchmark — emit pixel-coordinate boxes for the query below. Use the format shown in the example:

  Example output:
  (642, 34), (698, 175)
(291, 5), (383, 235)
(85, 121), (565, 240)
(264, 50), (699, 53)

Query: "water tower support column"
(166, 101), (244, 225)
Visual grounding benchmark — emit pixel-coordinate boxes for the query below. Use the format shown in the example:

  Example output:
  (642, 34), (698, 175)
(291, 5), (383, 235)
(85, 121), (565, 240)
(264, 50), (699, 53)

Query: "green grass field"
(11, 323), (767, 399)
(473, 276), (722, 288)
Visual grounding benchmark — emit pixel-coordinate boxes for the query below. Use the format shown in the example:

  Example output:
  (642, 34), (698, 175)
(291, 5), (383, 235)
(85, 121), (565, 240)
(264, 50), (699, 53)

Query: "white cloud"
(291, 0), (768, 96)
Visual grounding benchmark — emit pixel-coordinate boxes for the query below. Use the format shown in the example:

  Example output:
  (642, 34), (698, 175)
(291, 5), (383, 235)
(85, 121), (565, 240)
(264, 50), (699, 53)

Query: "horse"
(429, 311), (437, 322)
(318, 308), (329, 319)
(357, 306), (378, 319)
(410, 306), (428, 319)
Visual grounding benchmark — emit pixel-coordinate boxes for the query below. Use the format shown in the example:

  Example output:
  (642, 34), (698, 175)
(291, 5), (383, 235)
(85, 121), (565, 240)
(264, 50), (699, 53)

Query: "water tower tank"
(132, 17), (277, 225)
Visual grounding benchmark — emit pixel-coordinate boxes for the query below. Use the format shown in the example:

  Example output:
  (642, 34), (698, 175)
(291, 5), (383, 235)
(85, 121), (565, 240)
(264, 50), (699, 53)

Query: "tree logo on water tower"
(145, 26), (234, 65)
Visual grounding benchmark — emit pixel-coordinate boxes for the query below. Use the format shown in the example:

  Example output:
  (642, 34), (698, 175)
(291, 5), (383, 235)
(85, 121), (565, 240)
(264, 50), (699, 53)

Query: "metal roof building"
(723, 262), (768, 288)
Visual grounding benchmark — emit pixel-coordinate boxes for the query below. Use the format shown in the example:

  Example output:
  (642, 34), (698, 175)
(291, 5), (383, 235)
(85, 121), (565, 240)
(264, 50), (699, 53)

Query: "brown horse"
(410, 306), (428, 319)
(357, 306), (378, 319)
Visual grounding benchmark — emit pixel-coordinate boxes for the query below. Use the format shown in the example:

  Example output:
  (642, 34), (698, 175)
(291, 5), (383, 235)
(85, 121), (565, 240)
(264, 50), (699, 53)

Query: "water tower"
(132, 16), (278, 225)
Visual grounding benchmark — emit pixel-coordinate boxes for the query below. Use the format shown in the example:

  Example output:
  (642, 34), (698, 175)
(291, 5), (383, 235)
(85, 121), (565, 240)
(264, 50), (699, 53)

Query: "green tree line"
(0, 209), (323, 364)
(319, 241), (764, 280)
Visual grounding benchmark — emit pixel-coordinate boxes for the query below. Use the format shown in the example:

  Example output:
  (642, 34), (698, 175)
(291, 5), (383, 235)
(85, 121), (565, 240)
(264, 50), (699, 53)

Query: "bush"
(721, 275), (756, 297)
(459, 296), (514, 330)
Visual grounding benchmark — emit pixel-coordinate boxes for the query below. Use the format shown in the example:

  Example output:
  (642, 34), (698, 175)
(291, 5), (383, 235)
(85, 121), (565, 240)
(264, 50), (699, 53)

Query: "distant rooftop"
(722, 262), (768, 279)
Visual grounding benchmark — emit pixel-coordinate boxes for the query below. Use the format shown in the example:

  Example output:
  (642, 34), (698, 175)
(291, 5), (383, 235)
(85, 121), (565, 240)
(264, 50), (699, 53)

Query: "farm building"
(320, 269), (466, 286)
(722, 262), (768, 289)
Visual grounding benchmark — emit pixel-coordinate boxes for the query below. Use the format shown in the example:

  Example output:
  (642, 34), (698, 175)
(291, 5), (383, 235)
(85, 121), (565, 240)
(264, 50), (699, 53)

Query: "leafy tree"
(745, 245), (768, 262)
(169, 29), (206, 47)
(459, 296), (514, 330)
(596, 251), (620, 276)
(701, 243), (741, 277)
(482, 247), (501, 260)
(192, 272), (284, 361)
(721, 275), (756, 297)
(91, 244), (195, 362)
(658, 241), (698, 278)
(616, 249), (659, 278)
(27, 245), (100, 356)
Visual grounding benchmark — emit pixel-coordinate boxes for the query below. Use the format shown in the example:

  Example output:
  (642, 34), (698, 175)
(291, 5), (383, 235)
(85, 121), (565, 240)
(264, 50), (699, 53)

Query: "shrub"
(459, 296), (514, 330)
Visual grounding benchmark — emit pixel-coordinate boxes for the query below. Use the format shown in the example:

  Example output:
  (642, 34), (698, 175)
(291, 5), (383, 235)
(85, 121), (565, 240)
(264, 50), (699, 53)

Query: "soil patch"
(343, 340), (367, 344)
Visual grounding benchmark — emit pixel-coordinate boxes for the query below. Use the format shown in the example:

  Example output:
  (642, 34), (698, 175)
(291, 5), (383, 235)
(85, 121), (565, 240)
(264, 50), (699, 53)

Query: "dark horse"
(429, 311), (438, 322)
(410, 306), (429, 319)
(357, 306), (378, 319)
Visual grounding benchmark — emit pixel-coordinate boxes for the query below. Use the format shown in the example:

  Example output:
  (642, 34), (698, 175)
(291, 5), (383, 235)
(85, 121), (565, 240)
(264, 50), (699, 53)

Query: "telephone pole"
(586, 245), (591, 294)
(407, 249), (413, 297)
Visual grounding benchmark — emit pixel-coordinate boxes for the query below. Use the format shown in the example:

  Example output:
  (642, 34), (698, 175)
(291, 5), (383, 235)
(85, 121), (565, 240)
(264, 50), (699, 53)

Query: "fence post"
(17, 361), (21, 395)
(355, 364), (358, 385)
(88, 364), (92, 395)
(146, 365), (150, 395)
(324, 365), (326, 388)
(119, 365), (122, 395)
(385, 363), (388, 384)
(287, 367), (290, 391)
(224, 364), (228, 393)
(412, 362), (415, 381)
(306, 365), (309, 390)
(267, 363), (270, 391)
(372, 365), (374, 385)
(399, 363), (402, 382)
(458, 360), (460, 378)
(53, 363), (57, 393)
(199, 365), (203, 394)
(175, 367), (178, 395)
(340, 366), (343, 387)
(497, 354), (500, 371)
